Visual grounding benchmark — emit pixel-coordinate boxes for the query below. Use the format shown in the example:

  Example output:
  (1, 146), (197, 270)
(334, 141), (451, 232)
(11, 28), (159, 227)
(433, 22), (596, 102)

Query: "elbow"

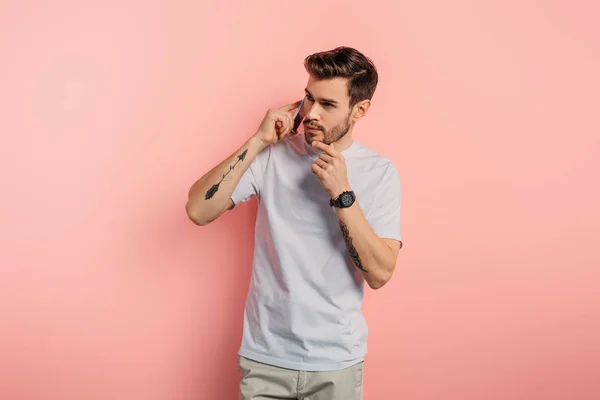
(367, 269), (393, 290)
(185, 201), (209, 226)
(368, 278), (387, 290)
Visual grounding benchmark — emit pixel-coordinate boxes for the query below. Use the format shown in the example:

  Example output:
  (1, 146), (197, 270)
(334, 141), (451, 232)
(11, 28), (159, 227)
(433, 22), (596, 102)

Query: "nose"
(305, 102), (320, 122)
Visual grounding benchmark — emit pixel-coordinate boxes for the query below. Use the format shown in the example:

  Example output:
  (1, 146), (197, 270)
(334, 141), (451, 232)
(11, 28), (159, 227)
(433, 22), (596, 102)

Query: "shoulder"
(350, 141), (400, 179)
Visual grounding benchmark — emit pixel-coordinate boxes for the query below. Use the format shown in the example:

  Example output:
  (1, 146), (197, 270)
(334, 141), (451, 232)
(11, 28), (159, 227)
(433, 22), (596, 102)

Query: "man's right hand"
(254, 100), (302, 146)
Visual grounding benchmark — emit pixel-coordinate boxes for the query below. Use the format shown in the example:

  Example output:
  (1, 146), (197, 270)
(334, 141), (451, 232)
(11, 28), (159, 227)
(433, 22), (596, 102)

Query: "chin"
(304, 131), (322, 142)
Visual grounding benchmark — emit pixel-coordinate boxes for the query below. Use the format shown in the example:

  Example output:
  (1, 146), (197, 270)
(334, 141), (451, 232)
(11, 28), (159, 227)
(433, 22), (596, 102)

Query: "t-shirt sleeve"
(367, 163), (402, 241)
(230, 145), (269, 205)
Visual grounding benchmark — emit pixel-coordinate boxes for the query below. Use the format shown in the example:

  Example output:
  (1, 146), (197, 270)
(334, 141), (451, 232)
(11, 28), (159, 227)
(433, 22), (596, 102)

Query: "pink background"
(1, 1), (599, 399)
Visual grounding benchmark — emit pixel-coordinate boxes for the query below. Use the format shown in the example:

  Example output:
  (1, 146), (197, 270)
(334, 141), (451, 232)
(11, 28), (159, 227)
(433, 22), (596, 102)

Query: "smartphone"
(291, 97), (306, 133)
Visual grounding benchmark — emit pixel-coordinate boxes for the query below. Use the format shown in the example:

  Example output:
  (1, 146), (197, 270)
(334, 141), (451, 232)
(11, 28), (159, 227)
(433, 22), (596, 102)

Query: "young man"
(186, 46), (402, 400)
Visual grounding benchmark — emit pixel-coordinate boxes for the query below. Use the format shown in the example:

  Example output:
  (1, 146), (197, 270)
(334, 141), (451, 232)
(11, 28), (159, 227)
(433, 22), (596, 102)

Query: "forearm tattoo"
(339, 220), (368, 273)
(205, 149), (248, 200)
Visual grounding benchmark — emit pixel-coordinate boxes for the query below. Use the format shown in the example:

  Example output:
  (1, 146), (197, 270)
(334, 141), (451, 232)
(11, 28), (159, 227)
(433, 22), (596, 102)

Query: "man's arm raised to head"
(185, 100), (301, 226)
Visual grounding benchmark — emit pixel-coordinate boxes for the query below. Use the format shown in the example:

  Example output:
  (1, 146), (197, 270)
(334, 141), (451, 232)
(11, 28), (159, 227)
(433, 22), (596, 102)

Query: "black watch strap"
(330, 190), (355, 208)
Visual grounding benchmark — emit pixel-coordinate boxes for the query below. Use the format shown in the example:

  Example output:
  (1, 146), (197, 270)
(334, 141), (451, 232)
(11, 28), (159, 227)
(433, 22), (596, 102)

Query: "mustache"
(304, 122), (323, 130)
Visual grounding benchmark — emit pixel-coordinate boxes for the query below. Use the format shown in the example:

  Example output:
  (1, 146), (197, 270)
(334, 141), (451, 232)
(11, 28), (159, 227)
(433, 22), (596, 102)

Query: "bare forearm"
(186, 135), (266, 225)
(335, 203), (395, 289)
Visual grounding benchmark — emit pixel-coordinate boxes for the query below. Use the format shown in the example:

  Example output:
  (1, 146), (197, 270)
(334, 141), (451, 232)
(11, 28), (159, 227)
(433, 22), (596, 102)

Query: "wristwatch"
(330, 190), (356, 208)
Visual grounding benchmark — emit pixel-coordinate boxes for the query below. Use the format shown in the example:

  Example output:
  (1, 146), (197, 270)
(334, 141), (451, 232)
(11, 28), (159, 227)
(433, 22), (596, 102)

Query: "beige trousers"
(238, 355), (363, 400)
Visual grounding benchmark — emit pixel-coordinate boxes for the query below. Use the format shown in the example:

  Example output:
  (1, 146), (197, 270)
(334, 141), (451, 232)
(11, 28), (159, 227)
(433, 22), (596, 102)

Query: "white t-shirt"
(231, 132), (402, 371)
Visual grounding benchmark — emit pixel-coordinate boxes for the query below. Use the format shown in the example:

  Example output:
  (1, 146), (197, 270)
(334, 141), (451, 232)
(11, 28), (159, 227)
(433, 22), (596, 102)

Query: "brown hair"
(304, 46), (378, 108)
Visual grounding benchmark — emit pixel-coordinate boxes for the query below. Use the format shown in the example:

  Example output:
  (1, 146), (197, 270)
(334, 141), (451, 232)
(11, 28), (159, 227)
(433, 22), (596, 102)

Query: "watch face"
(340, 192), (354, 207)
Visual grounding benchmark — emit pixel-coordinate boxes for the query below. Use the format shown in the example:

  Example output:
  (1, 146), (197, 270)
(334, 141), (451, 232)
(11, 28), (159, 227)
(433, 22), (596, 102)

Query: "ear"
(351, 100), (371, 121)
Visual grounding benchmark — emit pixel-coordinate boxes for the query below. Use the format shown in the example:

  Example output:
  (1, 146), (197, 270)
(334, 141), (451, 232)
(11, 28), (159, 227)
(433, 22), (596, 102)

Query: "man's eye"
(323, 103), (334, 108)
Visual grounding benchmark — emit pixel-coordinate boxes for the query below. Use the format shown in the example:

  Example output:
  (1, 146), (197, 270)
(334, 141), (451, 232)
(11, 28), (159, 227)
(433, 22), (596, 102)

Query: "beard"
(304, 114), (352, 145)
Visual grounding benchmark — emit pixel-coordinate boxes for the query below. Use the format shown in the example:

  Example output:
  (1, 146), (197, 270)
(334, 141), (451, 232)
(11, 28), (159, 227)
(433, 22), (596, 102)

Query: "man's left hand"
(311, 141), (352, 200)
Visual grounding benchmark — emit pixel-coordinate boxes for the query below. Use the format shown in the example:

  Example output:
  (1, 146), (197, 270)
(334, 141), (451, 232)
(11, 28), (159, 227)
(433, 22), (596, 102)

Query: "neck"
(332, 132), (355, 152)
